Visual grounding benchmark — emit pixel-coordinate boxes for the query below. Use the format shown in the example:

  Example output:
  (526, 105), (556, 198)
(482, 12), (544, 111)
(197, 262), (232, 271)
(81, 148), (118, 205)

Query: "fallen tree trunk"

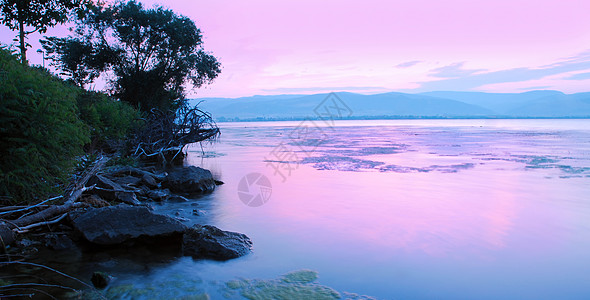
(12, 189), (91, 228)
(2, 156), (108, 231)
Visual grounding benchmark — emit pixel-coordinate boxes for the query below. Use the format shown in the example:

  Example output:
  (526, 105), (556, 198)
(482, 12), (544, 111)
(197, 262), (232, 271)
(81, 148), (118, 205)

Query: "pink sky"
(2, 0), (590, 97)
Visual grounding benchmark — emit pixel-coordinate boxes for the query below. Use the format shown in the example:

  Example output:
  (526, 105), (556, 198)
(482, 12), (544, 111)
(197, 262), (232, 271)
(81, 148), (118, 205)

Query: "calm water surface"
(92, 120), (590, 299)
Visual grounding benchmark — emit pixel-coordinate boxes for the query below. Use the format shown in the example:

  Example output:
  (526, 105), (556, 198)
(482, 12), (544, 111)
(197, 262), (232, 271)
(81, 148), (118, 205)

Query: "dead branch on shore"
(1, 156), (108, 232)
(131, 104), (220, 164)
(15, 213), (69, 234)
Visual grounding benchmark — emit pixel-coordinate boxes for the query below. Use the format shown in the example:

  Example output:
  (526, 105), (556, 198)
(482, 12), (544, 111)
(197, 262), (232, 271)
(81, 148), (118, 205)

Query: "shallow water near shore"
(30, 119), (590, 299)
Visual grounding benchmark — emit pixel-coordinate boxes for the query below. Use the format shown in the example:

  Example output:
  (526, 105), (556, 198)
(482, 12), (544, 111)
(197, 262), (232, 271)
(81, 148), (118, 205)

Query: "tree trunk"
(17, 8), (26, 64)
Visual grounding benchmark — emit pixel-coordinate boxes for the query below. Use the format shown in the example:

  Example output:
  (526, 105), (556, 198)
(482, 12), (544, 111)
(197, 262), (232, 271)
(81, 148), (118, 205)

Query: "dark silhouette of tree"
(0, 0), (84, 64)
(42, 0), (221, 112)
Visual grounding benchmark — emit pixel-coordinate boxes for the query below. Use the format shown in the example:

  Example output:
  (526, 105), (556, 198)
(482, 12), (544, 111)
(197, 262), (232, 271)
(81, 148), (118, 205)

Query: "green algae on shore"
(225, 270), (339, 300)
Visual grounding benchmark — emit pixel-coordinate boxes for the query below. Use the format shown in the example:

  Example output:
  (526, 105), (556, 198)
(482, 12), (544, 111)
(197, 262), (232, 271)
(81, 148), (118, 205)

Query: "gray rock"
(141, 174), (158, 189)
(162, 167), (216, 194)
(117, 191), (141, 205)
(87, 175), (124, 191)
(146, 189), (170, 202)
(45, 233), (75, 251)
(93, 188), (140, 205)
(70, 205), (187, 245)
(111, 175), (142, 187)
(182, 225), (252, 261)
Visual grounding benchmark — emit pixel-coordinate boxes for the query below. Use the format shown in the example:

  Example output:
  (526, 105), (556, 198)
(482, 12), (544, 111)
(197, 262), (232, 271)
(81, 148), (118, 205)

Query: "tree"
(43, 0), (221, 112)
(0, 0), (85, 64)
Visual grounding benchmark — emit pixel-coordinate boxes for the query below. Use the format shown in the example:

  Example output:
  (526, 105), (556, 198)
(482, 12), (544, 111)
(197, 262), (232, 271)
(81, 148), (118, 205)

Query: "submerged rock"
(163, 167), (216, 194)
(91, 271), (113, 289)
(70, 205), (187, 245)
(182, 225), (252, 260)
(224, 270), (340, 300)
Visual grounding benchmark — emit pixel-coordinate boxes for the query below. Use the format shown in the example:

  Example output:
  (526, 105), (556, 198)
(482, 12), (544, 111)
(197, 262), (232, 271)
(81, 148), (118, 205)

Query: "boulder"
(70, 205), (187, 245)
(162, 167), (216, 194)
(87, 175), (124, 191)
(0, 223), (15, 246)
(141, 174), (158, 189)
(182, 225), (252, 260)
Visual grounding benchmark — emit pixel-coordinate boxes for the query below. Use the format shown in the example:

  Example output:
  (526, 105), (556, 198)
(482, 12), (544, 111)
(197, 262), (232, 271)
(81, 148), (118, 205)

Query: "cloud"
(395, 60), (422, 68)
(564, 71), (590, 80)
(429, 62), (486, 78)
(412, 51), (590, 91)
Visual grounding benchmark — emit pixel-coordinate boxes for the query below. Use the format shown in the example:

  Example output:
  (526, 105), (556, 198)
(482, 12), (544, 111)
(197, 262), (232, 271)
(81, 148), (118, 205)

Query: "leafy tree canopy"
(0, 0), (85, 63)
(43, 0), (221, 112)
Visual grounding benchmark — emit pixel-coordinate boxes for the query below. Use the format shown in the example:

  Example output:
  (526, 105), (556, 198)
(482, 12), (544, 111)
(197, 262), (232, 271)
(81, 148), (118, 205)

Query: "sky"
(2, 0), (590, 98)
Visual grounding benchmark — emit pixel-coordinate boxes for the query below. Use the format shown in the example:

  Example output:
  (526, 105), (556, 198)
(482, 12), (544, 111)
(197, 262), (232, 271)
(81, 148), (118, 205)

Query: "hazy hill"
(419, 90), (566, 113)
(195, 92), (492, 120)
(192, 90), (590, 120)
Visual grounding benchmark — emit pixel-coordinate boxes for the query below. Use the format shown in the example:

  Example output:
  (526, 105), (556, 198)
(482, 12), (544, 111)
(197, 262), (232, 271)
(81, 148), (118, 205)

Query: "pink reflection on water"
(252, 156), (572, 259)
(191, 121), (588, 261)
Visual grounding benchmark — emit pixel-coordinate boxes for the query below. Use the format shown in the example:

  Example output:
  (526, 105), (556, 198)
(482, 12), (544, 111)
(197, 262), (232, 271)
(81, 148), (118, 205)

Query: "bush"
(76, 91), (141, 152)
(0, 48), (89, 203)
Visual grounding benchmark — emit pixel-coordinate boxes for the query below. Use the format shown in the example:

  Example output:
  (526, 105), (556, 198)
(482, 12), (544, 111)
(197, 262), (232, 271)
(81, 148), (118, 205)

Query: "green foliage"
(76, 90), (141, 151)
(43, 0), (221, 112)
(0, 0), (86, 63)
(0, 48), (89, 203)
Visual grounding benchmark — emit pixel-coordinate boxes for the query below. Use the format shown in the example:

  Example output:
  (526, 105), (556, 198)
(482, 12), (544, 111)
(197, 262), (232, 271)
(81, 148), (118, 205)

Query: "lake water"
(69, 119), (590, 299)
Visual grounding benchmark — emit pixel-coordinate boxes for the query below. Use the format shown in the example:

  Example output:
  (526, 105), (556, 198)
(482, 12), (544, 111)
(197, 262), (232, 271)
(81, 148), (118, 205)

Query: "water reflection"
(34, 119), (589, 300)
(184, 119), (590, 299)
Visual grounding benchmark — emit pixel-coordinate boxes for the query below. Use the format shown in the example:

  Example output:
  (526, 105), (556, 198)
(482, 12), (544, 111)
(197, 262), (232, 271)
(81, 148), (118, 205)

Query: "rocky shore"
(1, 164), (252, 290)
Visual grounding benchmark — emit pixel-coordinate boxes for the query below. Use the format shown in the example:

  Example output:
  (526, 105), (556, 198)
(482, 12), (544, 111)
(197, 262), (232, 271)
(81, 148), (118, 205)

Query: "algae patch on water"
(224, 269), (339, 300)
(281, 269), (318, 283)
(104, 276), (207, 299)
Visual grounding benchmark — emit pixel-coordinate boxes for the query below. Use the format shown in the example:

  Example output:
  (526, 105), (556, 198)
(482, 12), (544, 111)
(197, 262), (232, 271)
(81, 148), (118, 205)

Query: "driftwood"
(131, 104), (220, 164)
(1, 156), (108, 231)
(0, 262), (106, 299)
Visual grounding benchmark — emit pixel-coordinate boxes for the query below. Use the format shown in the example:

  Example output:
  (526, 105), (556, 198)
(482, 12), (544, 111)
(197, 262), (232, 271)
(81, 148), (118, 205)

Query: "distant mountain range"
(191, 90), (590, 121)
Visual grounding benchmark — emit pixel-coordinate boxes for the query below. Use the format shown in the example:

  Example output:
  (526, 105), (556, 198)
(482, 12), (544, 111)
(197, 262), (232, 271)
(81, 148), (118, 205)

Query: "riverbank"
(0, 162), (253, 298)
